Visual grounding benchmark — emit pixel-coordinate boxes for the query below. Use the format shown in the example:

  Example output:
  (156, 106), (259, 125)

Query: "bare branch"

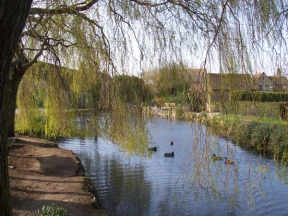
(29, 0), (100, 16)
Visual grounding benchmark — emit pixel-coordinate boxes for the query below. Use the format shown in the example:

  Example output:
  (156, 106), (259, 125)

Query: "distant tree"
(113, 74), (152, 104)
(146, 62), (190, 101)
(162, 63), (189, 97)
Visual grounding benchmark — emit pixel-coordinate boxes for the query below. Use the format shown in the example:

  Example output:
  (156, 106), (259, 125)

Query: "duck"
(148, 146), (157, 151)
(164, 152), (174, 157)
(224, 157), (234, 164)
(212, 154), (222, 160)
(170, 141), (173, 145)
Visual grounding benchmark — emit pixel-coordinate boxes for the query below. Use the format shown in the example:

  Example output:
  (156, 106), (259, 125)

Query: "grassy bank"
(207, 114), (288, 165)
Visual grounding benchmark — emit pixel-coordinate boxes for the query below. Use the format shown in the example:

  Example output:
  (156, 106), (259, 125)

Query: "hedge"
(230, 90), (288, 102)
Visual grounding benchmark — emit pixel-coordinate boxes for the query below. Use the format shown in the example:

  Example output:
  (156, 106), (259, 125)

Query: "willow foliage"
(16, 63), (77, 137)
(13, 1), (288, 153)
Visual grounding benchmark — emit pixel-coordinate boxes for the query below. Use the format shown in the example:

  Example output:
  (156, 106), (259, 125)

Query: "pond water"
(58, 118), (288, 216)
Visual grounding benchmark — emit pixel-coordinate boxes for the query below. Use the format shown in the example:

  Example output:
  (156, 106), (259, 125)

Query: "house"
(206, 73), (254, 111)
(253, 68), (288, 92)
(269, 68), (288, 92)
(253, 72), (273, 91)
(206, 68), (288, 112)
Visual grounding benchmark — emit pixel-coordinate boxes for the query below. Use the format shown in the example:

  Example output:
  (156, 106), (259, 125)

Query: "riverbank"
(206, 114), (288, 164)
(8, 136), (109, 216)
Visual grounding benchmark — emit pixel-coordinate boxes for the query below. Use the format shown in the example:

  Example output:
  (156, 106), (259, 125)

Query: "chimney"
(276, 67), (281, 77)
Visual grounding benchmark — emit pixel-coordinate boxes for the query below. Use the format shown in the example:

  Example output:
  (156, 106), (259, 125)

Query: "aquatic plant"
(34, 204), (67, 216)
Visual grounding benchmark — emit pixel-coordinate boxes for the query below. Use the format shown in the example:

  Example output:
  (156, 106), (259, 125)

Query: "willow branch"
(29, 0), (100, 15)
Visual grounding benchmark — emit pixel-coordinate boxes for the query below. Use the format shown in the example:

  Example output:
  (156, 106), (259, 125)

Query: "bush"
(35, 204), (67, 216)
(235, 122), (258, 145)
(250, 123), (271, 153)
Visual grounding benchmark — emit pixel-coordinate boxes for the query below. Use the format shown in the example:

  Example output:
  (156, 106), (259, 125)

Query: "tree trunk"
(0, 1), (33, 215)
(6, 68), (26, 137)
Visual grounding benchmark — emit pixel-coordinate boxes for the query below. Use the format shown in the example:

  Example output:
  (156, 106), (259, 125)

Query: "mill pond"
(58, 117), (288, 216)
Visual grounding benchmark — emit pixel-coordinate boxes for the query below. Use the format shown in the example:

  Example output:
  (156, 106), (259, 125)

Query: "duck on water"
(224, 157), (234, 164)
(164, 152), (174, 157)
(148, 146), (157, 151)
(212, 154), (235, 164)
(212, 154), (222, 160)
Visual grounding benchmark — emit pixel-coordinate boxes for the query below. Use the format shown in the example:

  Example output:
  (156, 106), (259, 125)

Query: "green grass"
(215, 113), (288, 125)
(209, 113), (288, 164)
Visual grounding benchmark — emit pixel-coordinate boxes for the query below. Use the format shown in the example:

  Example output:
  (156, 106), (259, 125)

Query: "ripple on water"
(58, 119), (288, 216)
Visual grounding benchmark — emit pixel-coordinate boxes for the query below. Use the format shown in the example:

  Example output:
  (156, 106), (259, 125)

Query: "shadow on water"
(58, 117), (288, 216)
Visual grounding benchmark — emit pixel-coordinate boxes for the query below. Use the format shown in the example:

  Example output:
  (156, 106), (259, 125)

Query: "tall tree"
(0, 1), (33, 214)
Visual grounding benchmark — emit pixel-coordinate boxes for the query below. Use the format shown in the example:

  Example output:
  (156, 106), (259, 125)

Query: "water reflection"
(58, 118), (288, 216)
(100, 157), (151, 215)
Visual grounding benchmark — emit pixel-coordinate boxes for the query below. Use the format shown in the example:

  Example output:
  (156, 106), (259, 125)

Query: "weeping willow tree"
(154, 62), (189, 97)
(11, 0), (288, 149)
(2, 0), (288, 214)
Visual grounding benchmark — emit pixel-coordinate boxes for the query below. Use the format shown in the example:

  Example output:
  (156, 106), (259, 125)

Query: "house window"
(265, 85), (269, 91)
(259, 85), (263, 91)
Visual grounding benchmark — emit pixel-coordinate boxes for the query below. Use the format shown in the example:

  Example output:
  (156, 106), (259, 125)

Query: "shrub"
(250, 123), (271, 153)
(234, 122), (258, 145)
